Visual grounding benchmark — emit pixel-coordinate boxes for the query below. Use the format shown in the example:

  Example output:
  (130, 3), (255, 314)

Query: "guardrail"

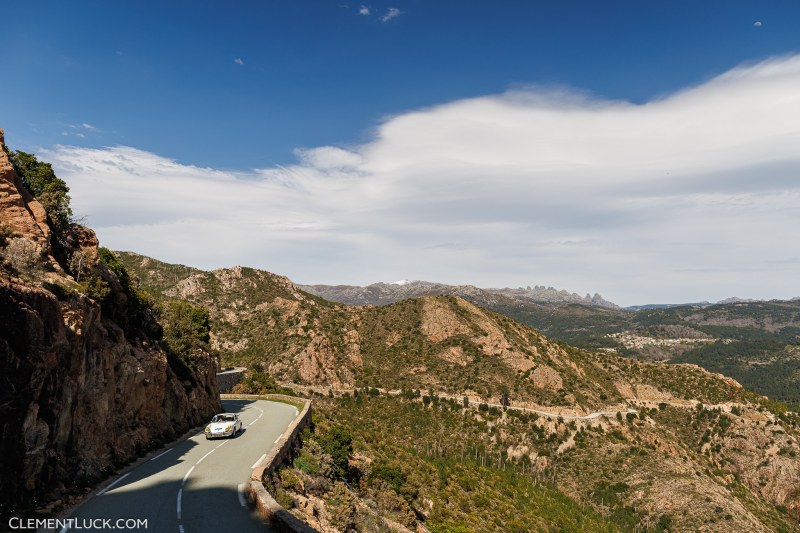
(221, 393), (317, 532)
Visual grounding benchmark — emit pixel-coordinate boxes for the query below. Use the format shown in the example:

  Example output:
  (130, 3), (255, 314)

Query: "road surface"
(51, 399), (298, 533)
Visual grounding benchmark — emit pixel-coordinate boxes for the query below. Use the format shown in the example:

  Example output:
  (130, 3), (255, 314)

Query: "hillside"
(120, 252), (751, 408)
(120, 252), (800, 531)
(0, 133), (219, 518)
(122, 252), (800, 403)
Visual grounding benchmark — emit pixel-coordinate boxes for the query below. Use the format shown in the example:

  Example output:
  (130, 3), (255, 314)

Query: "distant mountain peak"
(301, 279), (620, 309)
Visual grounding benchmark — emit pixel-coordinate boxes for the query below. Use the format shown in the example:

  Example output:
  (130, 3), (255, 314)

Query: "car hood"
(208, 422), (234, 431)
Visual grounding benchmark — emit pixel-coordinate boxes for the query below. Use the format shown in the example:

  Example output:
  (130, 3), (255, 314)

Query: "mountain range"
(300, 280), (620, 309)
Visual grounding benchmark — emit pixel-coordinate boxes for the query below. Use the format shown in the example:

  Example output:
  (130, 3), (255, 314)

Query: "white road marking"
(237, 483), (248, 507)
(249, 418), (258, 427)
(251, 454), (266, 469)
(195, 448), (216, 465)
(96, 472), (131, 496)
(274, 436), (280, 444)
(216, 440), (229, 449)
(182, 465), (195, 486)
(149, 447), (173, 461)
(179, 526), (185, 533)
(177, 488), (183, 519)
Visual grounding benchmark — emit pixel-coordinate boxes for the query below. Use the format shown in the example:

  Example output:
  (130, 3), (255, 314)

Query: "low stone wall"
(221, 394), (316, 532)
(216, 367), (246, 393)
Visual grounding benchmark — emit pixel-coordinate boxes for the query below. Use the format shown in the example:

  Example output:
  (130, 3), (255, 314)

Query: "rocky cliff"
(0, 130), (220, 517)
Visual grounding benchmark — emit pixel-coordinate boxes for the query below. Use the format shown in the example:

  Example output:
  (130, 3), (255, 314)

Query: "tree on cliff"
(8, 150), (73, 234)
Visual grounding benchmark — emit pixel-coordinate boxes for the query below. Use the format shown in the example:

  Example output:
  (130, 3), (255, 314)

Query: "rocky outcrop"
(0, 131), (220, 516)
(0, 130), (51, 249)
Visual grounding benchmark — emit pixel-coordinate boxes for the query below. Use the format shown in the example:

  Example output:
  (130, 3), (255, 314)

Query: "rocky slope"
(0, 131), (220, 517)
(301, 280), (620, 309)
(120, 252), (800, 530)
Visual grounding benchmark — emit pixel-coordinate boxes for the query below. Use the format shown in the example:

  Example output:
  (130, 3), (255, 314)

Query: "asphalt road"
(51, 399), (298, 533)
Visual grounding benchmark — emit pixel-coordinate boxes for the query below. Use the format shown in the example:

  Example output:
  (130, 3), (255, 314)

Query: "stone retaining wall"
(216, 368), (246, 393)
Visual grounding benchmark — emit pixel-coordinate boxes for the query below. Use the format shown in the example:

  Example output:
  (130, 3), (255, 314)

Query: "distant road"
(51, 399), (297, 533)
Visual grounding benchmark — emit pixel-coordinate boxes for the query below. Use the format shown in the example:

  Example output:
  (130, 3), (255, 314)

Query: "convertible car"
(204, 413), (243, 439)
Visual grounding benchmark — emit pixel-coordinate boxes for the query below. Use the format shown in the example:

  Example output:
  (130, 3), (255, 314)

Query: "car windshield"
(212, 415), (234, 423)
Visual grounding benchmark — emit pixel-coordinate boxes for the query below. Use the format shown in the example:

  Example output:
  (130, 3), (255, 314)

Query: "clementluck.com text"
(8, 517), (148, 530)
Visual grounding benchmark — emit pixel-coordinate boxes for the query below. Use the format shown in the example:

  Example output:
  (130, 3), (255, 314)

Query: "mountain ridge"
(300, 279), (621, 309)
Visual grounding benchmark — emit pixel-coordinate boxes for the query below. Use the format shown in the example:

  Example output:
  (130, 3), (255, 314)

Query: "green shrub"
(42, 281), (74, 301)
(293, 439), (333, 478)
(328, 481), (357, 531)
(319, 426), (353, 480)
(369, 460), (417, 502)
(8, 150), (73, 234)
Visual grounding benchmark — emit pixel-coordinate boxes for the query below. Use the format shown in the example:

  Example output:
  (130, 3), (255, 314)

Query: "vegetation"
(271, 397), (617, 532)
(8, 150), (73, 235)
(498, 299), (800, 403)
(232, 363), (296, 395)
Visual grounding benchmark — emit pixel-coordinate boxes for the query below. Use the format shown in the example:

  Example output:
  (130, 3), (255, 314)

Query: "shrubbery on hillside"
(8, 150), (73, 236)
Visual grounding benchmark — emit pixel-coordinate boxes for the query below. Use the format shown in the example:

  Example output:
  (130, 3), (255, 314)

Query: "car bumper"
(206, 428), (235, 438)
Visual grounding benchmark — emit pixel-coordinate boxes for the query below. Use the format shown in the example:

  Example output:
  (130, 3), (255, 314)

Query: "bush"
(9, 150), (73, 234)
(293, 439), (333, 478)
(0, 226), (16, 248)
(3, 238), (43, 275)
(42, 281), (74, 301)
(279, 468), (305, 494)
(160, 300), (211, 357)
(328, 482), (357, 531)
(319, 426), (353, 480)
(369, 460), (417, 503)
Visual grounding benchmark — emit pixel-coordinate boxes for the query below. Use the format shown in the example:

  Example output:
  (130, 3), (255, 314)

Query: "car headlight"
(226, 425), (233, 431)
(205, 426), (210, 432)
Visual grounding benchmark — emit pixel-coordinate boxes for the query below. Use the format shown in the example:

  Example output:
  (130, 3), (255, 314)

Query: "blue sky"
(3, 1), (796, 167)
(2, 2), (800, 305)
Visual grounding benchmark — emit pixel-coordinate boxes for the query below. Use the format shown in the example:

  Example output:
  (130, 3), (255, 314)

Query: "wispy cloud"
(359, 5), (370, 15)
(82, 123), (96, 131)
(234, 58), (245, 66)
(45, 55), (800, 305)
(381, 7), (400, 22)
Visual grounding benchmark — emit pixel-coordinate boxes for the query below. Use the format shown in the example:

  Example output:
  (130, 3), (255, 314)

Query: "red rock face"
(0, 128), (220, 517)
(0, 129), (52, 248)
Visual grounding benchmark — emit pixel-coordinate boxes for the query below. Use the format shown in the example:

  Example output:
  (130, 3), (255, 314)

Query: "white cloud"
(46, 55), (800, 305)
(381, 7), (400, 22)
(754, 21), (763, 27)
(234, 58), (245, 66)
(82, 123), (96, 130)
(359, 5), (370, 15)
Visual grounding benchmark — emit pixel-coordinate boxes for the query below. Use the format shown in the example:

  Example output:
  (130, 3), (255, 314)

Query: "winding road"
(50, 399), (298, 533)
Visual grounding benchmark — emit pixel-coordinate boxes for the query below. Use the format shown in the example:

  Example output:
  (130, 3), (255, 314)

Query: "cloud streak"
(45, 55), (800, 305)
(381, 7), (400, 22)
